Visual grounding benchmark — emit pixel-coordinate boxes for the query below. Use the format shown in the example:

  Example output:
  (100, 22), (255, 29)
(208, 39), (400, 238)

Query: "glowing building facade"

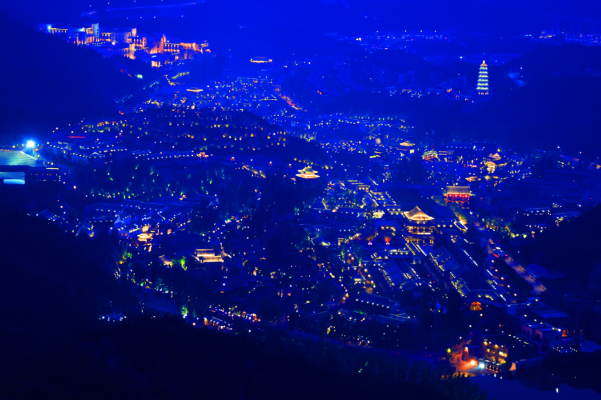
(403, 206), (438, 245)
(296, 166), (319, 179)
(38, 23), (99, 45)
(39, 23), (209, 65)
(445, 186), (471, 208)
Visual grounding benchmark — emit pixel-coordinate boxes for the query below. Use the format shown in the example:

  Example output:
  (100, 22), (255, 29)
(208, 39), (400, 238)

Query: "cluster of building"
(312, 172), (600, 368)
(460, 293), (601, 371)
(39, 23), (209, 66)
(169, 77), (281, 115)
(9, 10), (597, 384)
(27, 103), (599, 366)
(46, 137), (203, 167)
(85, 196), (216, 241)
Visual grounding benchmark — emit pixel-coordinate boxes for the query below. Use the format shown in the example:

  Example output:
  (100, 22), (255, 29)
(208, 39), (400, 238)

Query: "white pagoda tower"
(477, 60), (489, 95)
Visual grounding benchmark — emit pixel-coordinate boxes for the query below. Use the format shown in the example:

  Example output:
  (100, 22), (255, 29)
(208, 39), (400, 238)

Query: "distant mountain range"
(3, 0), (601, 35)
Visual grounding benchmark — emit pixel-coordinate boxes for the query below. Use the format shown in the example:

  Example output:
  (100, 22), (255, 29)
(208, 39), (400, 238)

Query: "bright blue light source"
(26, 141), (35, 148)
(478, 363), (485, 369)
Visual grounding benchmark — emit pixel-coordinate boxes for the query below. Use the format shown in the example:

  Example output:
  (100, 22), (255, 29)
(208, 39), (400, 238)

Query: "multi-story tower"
(477, 60), (489, 95)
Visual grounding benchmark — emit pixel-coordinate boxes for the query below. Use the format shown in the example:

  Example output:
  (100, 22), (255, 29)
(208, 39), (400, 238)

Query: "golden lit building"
(39, 23), (209, 64)
(296, 166), (319, 179)
(39, 23), (99, 45)
(403, 206), (438, 244)
(399, 141), (416, 155)
(147, 35), (210, 59)
(484, 153), (507, 174)
(100, 28), (137, 44)
(192, 249), (223, 265)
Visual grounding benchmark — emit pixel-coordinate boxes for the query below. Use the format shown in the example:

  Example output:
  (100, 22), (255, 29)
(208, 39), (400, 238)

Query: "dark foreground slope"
(3, 317), (486, 400)
(0, 205), (139, 365)
(0, 205), (487, 400)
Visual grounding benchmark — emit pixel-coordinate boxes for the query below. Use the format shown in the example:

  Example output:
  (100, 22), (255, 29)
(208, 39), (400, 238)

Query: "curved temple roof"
(404, 206), (434, 221)
(296, 166), (319, 179)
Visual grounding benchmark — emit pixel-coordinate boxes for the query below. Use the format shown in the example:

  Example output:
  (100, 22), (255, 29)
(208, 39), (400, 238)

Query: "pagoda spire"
(477, 60), (489, 95)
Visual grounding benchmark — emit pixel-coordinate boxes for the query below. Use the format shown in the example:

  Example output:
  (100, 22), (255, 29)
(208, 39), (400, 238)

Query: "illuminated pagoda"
(477, 60), (489, 95)
(296, 165), (319, 179)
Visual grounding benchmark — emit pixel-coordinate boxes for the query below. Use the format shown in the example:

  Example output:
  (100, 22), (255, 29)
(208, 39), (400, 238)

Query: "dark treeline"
(0, 316), (488, 400)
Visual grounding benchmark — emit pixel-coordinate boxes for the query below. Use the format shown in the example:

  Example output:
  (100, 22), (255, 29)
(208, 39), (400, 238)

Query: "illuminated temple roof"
(296, 166), (319, 179)
(404, 206), (434, 221)
(446, 186), (471, 195)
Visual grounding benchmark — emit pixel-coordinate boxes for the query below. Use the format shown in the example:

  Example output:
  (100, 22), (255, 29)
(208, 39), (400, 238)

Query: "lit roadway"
(474, 222), (546, 296)
(486, 245), (546, 295)
(504, 254), (546, 295)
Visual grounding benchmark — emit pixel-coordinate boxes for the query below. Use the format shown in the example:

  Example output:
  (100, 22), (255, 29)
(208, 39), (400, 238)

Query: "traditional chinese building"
(402, 206), (438, 245)
(445, 185), (471, 207)
(296, 166), (319, 179)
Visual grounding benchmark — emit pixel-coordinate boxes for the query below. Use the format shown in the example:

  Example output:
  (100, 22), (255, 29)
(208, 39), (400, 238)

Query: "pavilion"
(296, 166), (319, 179)
(402, 206), (438, 245)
